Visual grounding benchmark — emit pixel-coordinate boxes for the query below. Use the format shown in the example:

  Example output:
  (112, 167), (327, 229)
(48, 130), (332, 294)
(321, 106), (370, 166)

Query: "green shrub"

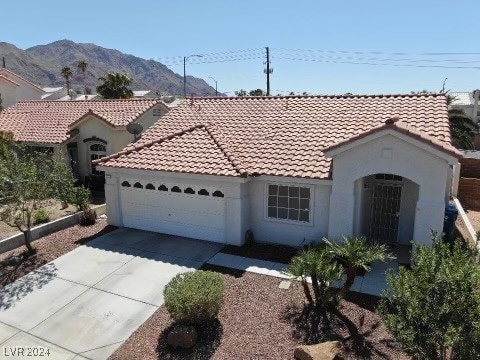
(33, 209), (50, 224)
(378, 237), (480, 360)
(286, 244), (343, 308)
(72, 186), (91, 211)
(164, 270), (225, 325)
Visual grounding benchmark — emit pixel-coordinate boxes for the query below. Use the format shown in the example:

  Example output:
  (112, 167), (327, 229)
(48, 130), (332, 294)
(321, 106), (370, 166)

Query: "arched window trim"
(121, 181), (131, 187)
(171, 186), (181, 193)
(145, 183), (155, 190)
(133, 182), (143, 189)
(158, 185), (168, 191)
(184, 187), (195, 194)
(198, 189), (209, 196)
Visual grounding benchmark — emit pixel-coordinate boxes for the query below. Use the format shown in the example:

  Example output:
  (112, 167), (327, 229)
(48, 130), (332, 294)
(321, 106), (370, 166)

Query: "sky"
(1, 0), (479, 95)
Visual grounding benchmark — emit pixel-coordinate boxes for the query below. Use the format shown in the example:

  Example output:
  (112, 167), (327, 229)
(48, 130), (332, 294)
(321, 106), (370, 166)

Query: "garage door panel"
(120, 184), (226, 243)
(122, 202), (225, 229)
(122, 216), (224, 243)
(121, 191), (224, 214)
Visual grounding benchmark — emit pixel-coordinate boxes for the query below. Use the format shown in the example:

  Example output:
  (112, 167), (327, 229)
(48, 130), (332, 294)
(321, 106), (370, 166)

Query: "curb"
(0, 204), (106, 254)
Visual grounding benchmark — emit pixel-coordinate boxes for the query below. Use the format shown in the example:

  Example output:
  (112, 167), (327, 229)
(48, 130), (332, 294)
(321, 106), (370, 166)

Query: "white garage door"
(120, 180), (226, 243)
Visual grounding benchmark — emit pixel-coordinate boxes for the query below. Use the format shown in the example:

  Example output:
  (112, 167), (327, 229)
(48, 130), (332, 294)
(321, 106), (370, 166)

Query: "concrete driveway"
(0, 228), (223, 359)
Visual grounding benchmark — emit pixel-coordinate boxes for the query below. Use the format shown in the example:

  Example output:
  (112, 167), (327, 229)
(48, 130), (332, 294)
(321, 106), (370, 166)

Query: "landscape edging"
(0, 204), (106, 254)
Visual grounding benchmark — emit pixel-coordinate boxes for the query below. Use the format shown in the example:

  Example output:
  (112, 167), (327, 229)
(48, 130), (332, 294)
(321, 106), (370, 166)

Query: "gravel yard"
(111, 265), (410, 360)
(0, 219), (116, 289)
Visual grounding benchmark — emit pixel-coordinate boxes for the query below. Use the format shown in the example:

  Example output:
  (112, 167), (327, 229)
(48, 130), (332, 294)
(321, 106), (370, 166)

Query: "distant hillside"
(0, 40), (216, 96)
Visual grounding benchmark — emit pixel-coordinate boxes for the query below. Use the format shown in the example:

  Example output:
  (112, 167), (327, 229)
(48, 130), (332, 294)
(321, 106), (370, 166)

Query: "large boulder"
(167, 325), (198, 349)
(294, 341), (342, 360)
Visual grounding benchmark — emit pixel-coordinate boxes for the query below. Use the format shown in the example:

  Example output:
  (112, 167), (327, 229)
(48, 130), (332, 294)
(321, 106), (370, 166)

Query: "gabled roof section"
(323, 118), (463, 159)
(0, 75), (20, 87)
(96, 124), (247, 177)
(0, 98), (165, 144)
(0, 68), (45, 93)
(95, 93), (454, 179)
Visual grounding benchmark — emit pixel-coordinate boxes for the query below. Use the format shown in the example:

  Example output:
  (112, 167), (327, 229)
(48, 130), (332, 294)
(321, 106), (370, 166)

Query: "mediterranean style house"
(95, 94), (461, 247)
(0, 99), (169, 184)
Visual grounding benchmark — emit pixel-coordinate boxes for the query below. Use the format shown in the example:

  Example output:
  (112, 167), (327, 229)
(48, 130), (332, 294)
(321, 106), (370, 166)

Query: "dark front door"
(369, 183), (402, 243)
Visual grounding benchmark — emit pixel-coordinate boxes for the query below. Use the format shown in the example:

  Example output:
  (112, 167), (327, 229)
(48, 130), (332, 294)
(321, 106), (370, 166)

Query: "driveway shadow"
(0, 262), (57, 311)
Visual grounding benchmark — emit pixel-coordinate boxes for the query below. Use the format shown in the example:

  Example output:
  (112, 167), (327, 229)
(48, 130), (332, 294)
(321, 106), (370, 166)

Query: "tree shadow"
(281, 301), (399, 359)
(0, 261), (57, 310)
(156, 320), (223, 360)
(74, 225), (117, 245)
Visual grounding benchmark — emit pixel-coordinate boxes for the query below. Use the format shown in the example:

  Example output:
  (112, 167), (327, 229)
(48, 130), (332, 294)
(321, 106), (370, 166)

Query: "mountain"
(0, 40), (216, 96)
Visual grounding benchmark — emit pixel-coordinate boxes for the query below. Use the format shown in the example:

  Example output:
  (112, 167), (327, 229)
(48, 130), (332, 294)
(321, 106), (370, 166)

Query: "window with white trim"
(267, 185), (311, 222)
(89, 143), (106, 175)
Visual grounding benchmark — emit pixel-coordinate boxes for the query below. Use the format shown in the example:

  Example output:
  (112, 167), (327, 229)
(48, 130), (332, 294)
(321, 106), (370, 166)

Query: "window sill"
(263, 216), (314, 227)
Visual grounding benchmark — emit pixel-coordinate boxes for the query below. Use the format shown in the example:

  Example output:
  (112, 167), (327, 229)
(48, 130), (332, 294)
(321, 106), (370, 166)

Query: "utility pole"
(209, 77), (218, 96)
(183, 54), (203, 98)
(264, 47), (273, 96)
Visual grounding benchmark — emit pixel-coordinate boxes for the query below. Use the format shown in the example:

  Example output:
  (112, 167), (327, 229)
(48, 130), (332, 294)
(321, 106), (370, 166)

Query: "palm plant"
(324, 236), (393, 295)
(96, 72), (134, 99)
(61, 66), (74, 98)
(447, 94), (478, 149)
(286, 245), (344, 308)
(77, 60), (88, 97)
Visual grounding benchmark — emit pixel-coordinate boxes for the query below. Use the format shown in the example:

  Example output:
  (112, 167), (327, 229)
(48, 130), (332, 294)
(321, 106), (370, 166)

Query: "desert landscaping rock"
(167, 325), (198, 349)
(294, 341), (343, 360)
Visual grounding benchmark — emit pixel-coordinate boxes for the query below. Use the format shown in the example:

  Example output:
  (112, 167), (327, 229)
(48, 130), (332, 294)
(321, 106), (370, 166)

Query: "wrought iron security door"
(369, 183), (402, 243)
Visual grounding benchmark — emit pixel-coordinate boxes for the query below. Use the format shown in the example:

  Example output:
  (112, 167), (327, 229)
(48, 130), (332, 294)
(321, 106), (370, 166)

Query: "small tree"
(96, 72), (134, 99)
(0, 148), (76, 253)
(235, 89), (247, 97)
(249, 89), (265, 96)
(378, 237), (480, 360)
(286, 245), (343, 308)
(61, 66), (74, 98)
(324, 236), (393, 295)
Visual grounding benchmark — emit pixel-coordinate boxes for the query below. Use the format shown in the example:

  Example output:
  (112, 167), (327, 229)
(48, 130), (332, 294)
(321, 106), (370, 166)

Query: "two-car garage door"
(119, 180), (226, 243)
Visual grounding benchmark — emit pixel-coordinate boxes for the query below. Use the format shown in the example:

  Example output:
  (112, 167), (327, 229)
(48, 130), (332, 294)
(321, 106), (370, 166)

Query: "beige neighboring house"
(0, 98), (169, 186)
(0, 68), (46, 108)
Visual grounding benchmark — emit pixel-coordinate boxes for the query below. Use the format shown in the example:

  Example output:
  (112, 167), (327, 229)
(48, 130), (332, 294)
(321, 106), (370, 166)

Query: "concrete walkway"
(207, 253), (398, 297)
(0, 228), (223, 360)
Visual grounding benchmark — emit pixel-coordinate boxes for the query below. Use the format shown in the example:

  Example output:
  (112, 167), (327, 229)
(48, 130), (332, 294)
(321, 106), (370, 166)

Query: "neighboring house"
(0, 99), (169, 183)
(42, 86), (68, 100)
(0, 68), (46, 108)
(96, 94), (461, 248)
(133, 90), (158, 98)
(449, 91), (480, 123)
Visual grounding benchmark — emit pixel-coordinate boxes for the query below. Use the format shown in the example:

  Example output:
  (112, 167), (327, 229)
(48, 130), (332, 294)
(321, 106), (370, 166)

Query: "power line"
(271, 47), (480, 57)
(272, 56), (480, 70)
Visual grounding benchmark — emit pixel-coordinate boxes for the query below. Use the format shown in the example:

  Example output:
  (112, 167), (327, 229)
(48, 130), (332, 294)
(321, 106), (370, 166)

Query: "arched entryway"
(353, 173), (419, 245)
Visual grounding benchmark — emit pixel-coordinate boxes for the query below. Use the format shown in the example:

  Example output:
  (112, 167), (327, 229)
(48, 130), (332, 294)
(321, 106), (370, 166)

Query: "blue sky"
(2, 0), (478, 95)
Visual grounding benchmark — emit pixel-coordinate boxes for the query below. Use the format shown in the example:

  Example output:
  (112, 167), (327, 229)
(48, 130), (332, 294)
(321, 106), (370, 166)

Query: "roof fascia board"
(324, 129), (459, 165)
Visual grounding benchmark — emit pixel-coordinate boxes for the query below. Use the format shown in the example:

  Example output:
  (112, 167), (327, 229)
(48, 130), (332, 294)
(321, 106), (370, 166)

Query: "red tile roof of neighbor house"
(96, 94), (456, 179)
(0, 99), (164, 144)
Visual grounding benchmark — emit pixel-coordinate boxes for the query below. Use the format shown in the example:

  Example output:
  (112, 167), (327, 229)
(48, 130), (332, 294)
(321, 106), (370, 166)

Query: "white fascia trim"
(324, 129), (459, 165)
(255, 175), (333, 185)
(98, 167), (250, 183)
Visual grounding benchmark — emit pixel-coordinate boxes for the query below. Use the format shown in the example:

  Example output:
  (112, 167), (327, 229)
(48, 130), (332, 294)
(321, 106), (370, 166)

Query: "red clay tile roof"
(0, 99), (164, 144)
(97, 94), (454, 179)
(323, 117), (462, 159)
(98, 124), (247, 177)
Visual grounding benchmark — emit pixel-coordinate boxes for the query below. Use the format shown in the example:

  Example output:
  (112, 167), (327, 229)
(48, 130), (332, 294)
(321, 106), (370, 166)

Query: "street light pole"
(209, 77), (217, 97)
(183, 54), (203, 98)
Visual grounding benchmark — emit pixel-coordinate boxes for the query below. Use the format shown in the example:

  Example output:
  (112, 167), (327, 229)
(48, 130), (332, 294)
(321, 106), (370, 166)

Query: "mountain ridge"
(0, 40), (215, 96)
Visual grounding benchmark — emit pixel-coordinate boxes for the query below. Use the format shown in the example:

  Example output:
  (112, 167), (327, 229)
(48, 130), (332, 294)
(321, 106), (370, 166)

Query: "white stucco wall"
(0, 73), (43, 108)
(327, 132), (457, 246)
(247, 177), (331, 247)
